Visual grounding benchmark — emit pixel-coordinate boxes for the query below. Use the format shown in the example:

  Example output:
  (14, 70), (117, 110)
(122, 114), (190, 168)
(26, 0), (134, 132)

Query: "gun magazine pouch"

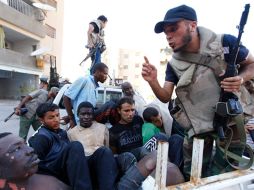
(170, 105), (192, 131)
(215, 99), (243, 117)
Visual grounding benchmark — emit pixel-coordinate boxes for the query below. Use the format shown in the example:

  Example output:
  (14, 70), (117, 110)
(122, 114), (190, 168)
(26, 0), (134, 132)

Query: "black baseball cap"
(154, 5), (197, 33)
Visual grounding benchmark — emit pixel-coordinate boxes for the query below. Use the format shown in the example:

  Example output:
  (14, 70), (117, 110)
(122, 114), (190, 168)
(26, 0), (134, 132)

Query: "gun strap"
(216, 115), (254, 170)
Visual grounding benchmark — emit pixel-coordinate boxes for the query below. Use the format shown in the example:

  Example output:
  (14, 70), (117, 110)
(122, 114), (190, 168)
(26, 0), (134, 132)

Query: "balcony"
(0, 0), (46, 38)
(0, 48), (42, 75)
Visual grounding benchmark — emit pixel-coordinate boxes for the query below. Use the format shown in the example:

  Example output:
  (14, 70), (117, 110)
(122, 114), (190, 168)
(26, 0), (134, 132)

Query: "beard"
(173, 28), (192, 52)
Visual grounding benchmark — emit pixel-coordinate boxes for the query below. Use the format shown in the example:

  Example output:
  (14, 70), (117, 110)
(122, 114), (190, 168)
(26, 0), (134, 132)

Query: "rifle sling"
(217, 115), (254, 170)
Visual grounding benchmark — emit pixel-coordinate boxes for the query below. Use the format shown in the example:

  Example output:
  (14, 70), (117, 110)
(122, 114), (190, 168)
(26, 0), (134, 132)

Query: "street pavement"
(0, 99), (35, 138)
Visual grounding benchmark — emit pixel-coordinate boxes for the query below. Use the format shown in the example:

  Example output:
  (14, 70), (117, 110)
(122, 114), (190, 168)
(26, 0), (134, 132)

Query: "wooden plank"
(154, 141), (169, 190)
(152, 136), (254, 190)
(190, 138), (204, 184)
(166, 168), (254, 190)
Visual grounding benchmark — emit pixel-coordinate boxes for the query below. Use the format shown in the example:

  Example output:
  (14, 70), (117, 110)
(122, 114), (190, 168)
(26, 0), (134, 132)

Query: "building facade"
(0, 0), (63, 99)
(117, 47), (172, 100)
(117, 48), (143, 89)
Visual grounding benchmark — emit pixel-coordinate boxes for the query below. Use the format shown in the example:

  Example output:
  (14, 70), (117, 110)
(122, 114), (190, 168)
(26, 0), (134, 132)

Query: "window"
(135, 63), (139, 68)
(123, 65), (128, 69)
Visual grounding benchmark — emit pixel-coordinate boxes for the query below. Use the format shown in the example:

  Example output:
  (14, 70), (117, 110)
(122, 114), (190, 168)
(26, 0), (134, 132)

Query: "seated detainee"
(67, 101), (118, 190)
(109, 97), (147, 160)
(121, 81), (147, 117)
(0, 132), (70, 190)
(28, 103), (93, 190)
(142, 107), (163, 144)
(109, 97), (185, 189)
(142, 107), (184, 168)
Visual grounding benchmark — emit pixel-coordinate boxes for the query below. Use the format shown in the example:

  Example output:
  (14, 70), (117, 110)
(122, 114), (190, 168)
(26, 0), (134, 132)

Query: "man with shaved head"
(0, 132), (70, 190)
(121, 81), (146, 117)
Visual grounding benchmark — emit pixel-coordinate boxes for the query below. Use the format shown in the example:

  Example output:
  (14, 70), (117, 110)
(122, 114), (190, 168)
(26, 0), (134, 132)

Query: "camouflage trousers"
(183, 126), (246, 181)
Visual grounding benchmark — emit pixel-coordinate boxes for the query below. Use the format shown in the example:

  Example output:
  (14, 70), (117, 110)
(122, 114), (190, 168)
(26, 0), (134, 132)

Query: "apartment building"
(0, 0), (63, 99)
(117, 48), (143, 89)
(117, 48), (172, 97)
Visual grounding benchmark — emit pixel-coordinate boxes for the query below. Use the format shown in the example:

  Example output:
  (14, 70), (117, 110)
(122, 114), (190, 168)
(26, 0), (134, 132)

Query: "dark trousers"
(90, 46), (101, 74)
(168, 134), (184, 168)
(87, 146), (118, 190)
(38, 141), (93, 190)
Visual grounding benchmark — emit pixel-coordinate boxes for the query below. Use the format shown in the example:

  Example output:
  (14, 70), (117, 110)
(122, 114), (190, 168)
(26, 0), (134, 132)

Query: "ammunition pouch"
(215, 99), (243, 117)
(170, 104), (192, 132)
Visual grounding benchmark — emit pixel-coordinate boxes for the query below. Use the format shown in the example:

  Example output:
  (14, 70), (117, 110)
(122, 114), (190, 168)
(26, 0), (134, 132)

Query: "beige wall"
(40, 0), (64, 77)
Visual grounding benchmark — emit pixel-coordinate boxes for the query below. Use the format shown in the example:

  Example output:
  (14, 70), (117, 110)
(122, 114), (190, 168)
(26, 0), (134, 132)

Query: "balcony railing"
(0, 48), (42, 72)
(7, 0), (44, 21)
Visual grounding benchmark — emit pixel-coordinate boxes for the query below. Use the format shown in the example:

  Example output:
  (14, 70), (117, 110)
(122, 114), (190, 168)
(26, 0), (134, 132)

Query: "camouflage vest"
(87, 19), (105, 48)
(170, 27), (227, 136)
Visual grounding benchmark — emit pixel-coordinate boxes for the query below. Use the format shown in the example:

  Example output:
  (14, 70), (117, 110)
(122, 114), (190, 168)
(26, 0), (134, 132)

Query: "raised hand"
(142, 56), (158, 83)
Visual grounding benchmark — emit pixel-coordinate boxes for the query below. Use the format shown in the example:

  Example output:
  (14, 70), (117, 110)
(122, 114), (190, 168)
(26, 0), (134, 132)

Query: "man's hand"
(245, 123), (254, 131)
(220, 76), (243, 92)
(142, 56), (158, 83)
(60, 116), (70, 125)
(68, 119), (76, 129)
(14, 107), (21, 116)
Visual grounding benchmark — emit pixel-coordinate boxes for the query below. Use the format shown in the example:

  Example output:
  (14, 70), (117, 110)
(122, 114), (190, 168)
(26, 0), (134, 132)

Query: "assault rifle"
(79, 47), (97, 66)
(213, 4), (250, 140)
(4, 107), (28, 122)
(79, 42), (104, 66)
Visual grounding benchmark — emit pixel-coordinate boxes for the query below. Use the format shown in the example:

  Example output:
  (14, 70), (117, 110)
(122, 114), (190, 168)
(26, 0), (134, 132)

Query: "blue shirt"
(165, 34), (249, 84)
(64, 75), (99, 122)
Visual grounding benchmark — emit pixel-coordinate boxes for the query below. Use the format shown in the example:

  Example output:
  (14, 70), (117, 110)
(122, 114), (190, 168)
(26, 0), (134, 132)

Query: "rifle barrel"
(4, 112), (15, 122)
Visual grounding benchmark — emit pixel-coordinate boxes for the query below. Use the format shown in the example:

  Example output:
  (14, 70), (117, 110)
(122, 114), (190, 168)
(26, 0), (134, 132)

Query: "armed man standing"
(86, 15), (108, 74)
(142, 4), (254, 181)
(15, 77), (59, 140)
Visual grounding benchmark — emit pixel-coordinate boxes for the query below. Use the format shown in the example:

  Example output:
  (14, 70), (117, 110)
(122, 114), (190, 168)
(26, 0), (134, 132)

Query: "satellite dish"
(30, 47), (51, 56)
(32, 2), (56, 11)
